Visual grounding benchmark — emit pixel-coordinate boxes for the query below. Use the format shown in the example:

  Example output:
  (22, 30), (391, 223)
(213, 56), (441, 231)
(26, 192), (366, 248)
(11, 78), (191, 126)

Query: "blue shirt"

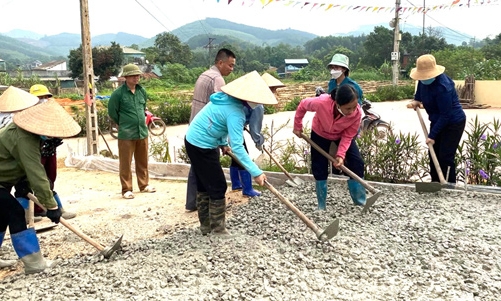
(328, 77), (364, 105)
(186, 92), (263, 177)
(414, 73), (466, 140)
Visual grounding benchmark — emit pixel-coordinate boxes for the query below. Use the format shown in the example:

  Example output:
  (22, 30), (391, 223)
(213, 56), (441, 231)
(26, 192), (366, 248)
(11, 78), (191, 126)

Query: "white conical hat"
(261, 72), (285, 88)
(0, 86), (39, 112)
(221, 71), (277, 105)
(13, 99), (81, 138)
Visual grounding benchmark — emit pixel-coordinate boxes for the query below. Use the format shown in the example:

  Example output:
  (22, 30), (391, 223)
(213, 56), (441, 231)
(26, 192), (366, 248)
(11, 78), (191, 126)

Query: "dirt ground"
(0, 158), (250, 280)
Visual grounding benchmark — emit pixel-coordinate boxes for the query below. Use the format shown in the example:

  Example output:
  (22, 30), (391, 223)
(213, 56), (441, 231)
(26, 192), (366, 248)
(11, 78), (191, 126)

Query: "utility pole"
(80, 0), (99, 155)
(422, 0), (426, 36)
(204, 38), (216, 67)
(391, 0), (401, 86)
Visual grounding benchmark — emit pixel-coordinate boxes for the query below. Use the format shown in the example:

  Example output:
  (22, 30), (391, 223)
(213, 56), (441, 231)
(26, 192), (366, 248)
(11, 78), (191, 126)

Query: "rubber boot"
(315, 180), (327, 210)
(347, 179), (366, 206)
(185, 168), (197, 212)
(54, 192), (76, 220)
(11, 228), (58, 274)
(239, 170), (261, 197)
(0, 231), (17, 268)
(210, 198), (230, 236)
(16, 197), (31, 224)
(229, 166), (242, 191)
(196, 192), (211, 235)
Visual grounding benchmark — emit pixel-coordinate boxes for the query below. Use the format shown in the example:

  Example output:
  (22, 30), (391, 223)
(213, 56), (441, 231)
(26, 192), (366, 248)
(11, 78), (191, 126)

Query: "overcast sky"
(0, 0), (499, 43)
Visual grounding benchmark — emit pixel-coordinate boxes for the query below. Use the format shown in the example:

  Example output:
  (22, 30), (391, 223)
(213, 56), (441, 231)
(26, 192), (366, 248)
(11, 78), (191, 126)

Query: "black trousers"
(310, 130), (364, 181)
(0, 187), (28, 235)
(185, 138), (227, 200)
(429, 119), (466, 183)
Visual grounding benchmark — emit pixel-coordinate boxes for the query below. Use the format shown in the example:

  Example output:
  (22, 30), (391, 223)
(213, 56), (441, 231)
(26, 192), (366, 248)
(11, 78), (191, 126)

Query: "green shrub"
(357, 126), (429, 183)
(151, 99), (191, 125)
(264, 105), (276, 115)
(283, 96), (301, 111)
(73, 108), (110, 137)
(456, 116), (501, 186)
(149, 137), (171, 163)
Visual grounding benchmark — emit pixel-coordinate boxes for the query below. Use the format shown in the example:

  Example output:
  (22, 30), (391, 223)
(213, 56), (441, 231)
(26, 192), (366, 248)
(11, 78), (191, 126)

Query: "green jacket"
(108, 83), (149, 140)
(0, 123), (57, 208)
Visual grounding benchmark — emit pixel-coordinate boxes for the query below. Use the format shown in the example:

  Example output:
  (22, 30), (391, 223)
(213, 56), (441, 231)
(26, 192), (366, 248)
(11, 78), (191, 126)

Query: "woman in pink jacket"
(293, 84), (365, 210)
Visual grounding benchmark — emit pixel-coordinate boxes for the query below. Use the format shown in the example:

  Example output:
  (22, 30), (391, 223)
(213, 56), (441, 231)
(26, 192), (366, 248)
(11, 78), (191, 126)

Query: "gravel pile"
(1, 181), (501, 300)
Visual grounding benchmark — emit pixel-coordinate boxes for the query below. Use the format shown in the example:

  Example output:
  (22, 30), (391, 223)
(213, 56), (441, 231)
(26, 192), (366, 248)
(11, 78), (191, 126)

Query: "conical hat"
(13, 99), (81, 138)
(221, 71), (277, 105)
(261, 72), (285, 88)
(0, 86), (39, 112)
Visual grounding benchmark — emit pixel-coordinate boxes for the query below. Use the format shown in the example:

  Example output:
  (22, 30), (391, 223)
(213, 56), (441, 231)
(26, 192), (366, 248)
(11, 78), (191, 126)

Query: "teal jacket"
(108, 84), (149, 140)
(328, 77), (364, 105)
(186, 92), (263, 177)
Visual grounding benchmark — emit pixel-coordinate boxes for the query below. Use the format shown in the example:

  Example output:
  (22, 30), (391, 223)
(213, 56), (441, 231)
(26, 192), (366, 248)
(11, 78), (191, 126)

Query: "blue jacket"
(186, 92), (263, 177)
(414, 73), (466, 140)
(328, 77), (364, 105)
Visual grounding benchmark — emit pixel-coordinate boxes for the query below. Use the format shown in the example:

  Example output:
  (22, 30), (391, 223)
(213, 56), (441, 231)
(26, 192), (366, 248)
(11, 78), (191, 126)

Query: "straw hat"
(0, 86), (39, 112)
(261, 72), (285, 88)
(13, 99), (81, 138)
(221, 71), (278, 105)
(410, 54), (445, 80)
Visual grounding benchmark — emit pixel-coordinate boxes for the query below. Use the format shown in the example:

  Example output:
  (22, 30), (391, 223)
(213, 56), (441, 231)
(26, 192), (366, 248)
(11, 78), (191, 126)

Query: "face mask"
(246, 101), (259, 109)
(420, 78), (435, 85)
(336, 105), (345, 116)
(330, 70), (343, 79)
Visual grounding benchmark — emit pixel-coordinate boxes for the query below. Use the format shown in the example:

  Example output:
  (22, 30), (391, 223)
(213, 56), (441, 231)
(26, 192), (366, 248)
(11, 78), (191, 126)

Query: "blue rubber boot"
(230, 166), (242, 190)
(315, 180), (327, 210)
(0, 231), (17, 268)
(347, 179), (366, 206)
(54, 192), (76, 219)
(239, 169), (261, 197)
(11, 228), (57, 274)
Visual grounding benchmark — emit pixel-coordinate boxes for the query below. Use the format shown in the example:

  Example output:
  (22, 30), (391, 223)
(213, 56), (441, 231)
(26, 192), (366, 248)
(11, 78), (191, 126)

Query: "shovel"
(27, 193), (123, 259)
(300, 133), (381, 214)
(227, 151), (339, 240)
(244, 127), (304, 187)
(415, 108), (448, 192)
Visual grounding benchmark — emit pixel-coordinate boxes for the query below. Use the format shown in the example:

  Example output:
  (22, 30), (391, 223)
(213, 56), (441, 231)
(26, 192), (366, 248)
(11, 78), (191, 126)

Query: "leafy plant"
(283, 96), (301, 111)
(149, 137), (171, 163)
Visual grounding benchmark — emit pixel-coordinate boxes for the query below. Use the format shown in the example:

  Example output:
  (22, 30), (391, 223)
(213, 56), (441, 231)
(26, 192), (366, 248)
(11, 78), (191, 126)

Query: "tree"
(68, 42), (124, 82)
(360, 26), (394, 69)
(154, 32), (193, 66)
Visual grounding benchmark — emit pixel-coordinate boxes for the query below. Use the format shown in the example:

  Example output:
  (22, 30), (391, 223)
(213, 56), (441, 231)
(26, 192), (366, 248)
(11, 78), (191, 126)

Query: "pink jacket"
(294, 93), (362, 159)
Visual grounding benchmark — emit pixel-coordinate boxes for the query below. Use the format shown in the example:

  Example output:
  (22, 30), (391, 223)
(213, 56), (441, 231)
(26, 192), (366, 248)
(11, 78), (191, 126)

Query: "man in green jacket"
(108, 64), (156, 199)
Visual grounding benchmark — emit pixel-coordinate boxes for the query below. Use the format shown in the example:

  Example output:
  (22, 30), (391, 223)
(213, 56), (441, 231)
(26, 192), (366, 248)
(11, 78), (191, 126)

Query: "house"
(123, 47), (146, 65)
(33, 60), (67, 71)
(284, 59), (308, 77)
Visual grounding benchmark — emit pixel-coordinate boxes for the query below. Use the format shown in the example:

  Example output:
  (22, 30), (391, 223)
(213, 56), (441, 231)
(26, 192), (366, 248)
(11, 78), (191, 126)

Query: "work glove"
(40, 138), (63, 157)
(315, 87), (326, 96)
(255, 143), (263, 151)
(46, 208), (62, 224)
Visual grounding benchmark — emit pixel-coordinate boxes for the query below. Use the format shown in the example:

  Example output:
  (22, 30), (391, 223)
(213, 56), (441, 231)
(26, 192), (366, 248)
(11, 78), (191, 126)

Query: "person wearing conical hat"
(0, 98), (81, 274)
(228, 72), (285, 198)
(326, 53), (364, 105)
(408, 54), (466, 183)
(0, 85), (77, 221)
(185, 70), (277, 236)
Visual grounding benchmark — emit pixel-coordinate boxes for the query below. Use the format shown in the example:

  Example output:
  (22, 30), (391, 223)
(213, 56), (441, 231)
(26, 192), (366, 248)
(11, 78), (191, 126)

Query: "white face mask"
(330, 70), (343, 79)
(247, 101), (259, 109)
(336, 105), (345, 116)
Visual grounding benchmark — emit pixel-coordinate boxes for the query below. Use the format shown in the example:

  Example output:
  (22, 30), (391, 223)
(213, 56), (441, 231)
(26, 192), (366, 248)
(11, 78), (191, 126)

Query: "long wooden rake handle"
(416, 108), (447, 184)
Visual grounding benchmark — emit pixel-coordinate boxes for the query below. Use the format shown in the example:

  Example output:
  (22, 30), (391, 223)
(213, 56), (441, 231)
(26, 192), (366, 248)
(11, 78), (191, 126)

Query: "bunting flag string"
(223, 0), (499, 15)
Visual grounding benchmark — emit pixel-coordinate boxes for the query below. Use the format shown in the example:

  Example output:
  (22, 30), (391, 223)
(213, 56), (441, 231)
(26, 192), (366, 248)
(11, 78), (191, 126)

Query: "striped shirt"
(189, 66), (225, 123)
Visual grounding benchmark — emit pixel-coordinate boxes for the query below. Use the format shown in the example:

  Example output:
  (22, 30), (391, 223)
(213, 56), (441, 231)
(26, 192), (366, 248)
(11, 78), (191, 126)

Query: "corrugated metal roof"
(284, 59), (309, 64)
(33, 60), (66, 70)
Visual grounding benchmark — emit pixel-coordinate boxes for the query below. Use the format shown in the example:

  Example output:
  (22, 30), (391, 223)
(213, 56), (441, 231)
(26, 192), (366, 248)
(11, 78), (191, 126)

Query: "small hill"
(0, 34), (62, 62)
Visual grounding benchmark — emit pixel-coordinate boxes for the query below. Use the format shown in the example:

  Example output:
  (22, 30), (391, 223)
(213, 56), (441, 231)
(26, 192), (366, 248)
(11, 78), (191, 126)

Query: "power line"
(134, 0), (172, 34)
(146, 0), (191, 40)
